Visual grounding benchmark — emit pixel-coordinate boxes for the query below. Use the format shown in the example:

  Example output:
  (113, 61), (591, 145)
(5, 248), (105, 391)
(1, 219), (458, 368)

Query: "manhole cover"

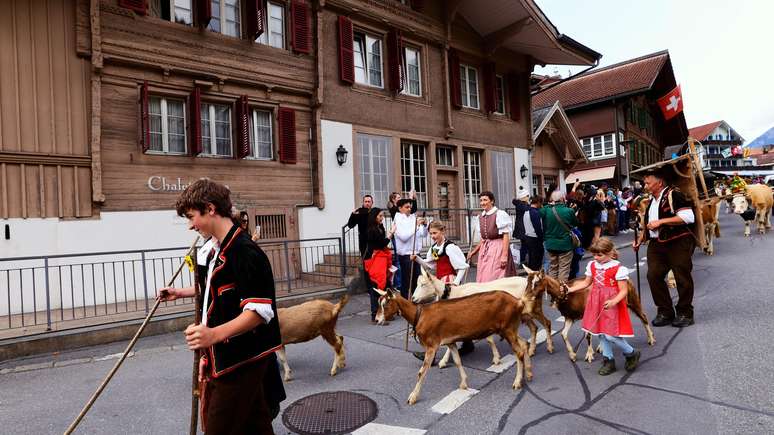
(282, 391), (377, 435)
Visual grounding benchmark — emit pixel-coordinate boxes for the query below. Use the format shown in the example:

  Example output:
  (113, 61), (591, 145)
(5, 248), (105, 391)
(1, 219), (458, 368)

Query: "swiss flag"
(657, 85), (683, 121)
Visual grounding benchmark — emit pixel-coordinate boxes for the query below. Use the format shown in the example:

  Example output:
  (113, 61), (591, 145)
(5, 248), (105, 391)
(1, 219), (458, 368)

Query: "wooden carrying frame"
(631, 138), (708, 249)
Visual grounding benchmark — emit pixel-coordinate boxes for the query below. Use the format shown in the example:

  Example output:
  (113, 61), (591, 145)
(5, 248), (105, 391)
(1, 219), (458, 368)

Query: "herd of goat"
(273, 183), (772, 405)
(274, 267), (656, 405)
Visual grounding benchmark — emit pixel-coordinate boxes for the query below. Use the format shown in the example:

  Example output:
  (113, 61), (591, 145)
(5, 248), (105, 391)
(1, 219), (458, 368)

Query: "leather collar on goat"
(441, 284), (453, 300)
(412, 304), (423, 329)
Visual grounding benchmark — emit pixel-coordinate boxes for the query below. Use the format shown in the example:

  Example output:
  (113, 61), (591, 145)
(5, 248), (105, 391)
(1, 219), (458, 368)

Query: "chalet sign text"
(147, 176), (192, 192)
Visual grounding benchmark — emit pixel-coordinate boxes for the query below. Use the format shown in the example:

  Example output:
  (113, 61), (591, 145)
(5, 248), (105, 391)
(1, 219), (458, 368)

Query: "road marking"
(352, 423), (426, 435)
(554, 316), (565, 322)
(486, 354), (516, 373)
(431, 388), (480, 414)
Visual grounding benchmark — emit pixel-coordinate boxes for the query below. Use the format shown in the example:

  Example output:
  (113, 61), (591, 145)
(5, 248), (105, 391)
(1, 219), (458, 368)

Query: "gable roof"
(688, 121), (723, 141)
(532, 101), (586, 161)
(532, 51), (670, 109)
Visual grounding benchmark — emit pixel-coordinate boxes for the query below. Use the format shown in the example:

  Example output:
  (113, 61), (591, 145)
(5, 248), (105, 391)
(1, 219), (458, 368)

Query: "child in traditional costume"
(413, 220), (469, 285)
(566, 237), (641, 375)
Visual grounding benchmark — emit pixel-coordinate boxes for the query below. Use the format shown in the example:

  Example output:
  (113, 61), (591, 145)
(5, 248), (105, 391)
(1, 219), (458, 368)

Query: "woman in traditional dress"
(363, 207), (395, 324)
(466, 191), (515, 282)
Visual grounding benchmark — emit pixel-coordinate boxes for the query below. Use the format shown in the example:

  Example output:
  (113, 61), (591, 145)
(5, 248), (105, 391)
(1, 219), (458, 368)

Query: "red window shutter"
(245, 0), (265, 40)
(195, 0), (212, 28)
(507, 73), (521, 122)
(118, 0), (147, 15)
(387, 29), (404, 94)
(337, 16), (355, 84)
(236, 96), (251, 159)
(448, 48), (462, 110)
(278, 108), (297, 164)
(189, 87), (202, 156)
(410, 0), (425, 11)
(290, 0), (311, 54)
(139, 81), (150, 152)
(483, 62), (496, 114)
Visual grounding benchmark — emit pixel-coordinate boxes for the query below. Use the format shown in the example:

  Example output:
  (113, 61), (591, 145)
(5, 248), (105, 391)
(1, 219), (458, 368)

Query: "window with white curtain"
(401, 142), (428, 208)
(249, 109), (273, 159)
(148, 96), (187, 154)
(581, 133), (616, 159)
(208, 0), (241, 37)
(354, 32), (383, 88)
(463, 150), (482, 208)
(490, 150), (514, 207)
(358, 134), (391, 207)
(255, 2), (285, 49)
(200, 102), (232, 157)
(459, 65), (479, 109)
(402, 46), (421, 97)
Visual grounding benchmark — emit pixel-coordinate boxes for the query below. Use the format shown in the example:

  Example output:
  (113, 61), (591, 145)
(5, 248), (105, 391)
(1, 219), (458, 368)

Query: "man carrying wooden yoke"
(633, 168), (696, 328)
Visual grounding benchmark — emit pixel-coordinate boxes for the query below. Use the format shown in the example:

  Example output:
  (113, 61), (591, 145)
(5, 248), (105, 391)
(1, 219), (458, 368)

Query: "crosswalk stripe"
(486, 354), (516, 373)
(352, 423), (427, 435)
(430, 388), (480, 414)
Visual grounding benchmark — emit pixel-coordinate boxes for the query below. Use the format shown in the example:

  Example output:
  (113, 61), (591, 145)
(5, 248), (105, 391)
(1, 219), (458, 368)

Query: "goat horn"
(523, 265), (534, 274)
(374, 288), (387, 297)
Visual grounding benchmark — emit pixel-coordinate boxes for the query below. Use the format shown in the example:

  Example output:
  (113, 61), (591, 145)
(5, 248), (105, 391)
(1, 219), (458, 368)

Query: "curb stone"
(13, 361), (53, 373)
(54, 357), (93, 367)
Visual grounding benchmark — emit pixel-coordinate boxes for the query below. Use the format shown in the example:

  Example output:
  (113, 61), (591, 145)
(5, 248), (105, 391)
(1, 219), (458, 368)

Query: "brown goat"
(276, 294), (349, 381)
(374, 288), (532, 405)
(525, 269), (655, 362)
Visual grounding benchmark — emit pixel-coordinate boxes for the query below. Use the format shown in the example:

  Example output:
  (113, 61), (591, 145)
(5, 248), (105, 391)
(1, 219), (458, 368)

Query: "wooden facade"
(321, 0), (533, 210)
(0, 0), (93, 219)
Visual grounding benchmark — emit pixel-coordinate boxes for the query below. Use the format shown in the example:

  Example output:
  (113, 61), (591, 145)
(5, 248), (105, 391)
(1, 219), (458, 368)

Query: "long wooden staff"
(404, 212), (423, 351)
(189, 242), (203, 435)
(64, 236), (200, 435)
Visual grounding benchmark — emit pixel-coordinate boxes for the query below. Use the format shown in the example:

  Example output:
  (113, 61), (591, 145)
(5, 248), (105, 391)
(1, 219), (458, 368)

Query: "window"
(402, 46), (421, 96)
(494, 75), (505, 114)
(249, 109), (273, 159)
(490, 150), (514, 207)
(401, 142), (428, 207)
(155, 0), (193, 25)
(543, 175), (556, 195)
(459, 65), (479, 109)
(436, 146), (454, 167)
(581, 134), (616, 159)
(358, 134), (391, 208)
(531, 175), (539, 197)
(256, 2), (285, 48)
(148, 96), (187, 154)
(200, 102), (232, 157)
(354, 32), (383, 87)
(208, 0), (240, 37)
(463, 150), (482, 208)
(254, 214), (287, 239)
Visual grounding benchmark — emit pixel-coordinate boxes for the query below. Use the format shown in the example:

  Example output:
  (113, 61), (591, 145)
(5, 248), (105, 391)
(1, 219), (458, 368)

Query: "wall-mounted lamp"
(519, 164), (529, 179)
(335, 145), (348, 166)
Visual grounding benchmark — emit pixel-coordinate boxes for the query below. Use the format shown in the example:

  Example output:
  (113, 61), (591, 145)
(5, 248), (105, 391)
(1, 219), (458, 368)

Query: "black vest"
(204, 225), (282, 377)
(644, 187), (694, 243)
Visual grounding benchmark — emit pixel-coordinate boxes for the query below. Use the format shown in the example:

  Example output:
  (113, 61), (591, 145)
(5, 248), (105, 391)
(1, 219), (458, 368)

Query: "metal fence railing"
(0, 237), (343, 335)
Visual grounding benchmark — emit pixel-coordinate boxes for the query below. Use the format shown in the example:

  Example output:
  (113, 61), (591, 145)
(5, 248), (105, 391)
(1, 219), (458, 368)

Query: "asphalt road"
(1, 210), (773, 434)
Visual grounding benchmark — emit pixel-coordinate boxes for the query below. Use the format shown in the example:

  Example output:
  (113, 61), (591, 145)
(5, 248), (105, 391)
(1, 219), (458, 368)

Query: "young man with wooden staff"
(160, 179), (285, 434)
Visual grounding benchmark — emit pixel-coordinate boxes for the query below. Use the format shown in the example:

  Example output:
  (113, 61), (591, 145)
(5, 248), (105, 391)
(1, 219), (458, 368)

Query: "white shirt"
(394, 213), (428, 255)
(197, 237), (273, 326)
(585, 259), (629, 281)
(415, 240), (469, 285)
(522, 211), (537, 238)
(482, 207), (513, 235)
(647, 187), (695, 238)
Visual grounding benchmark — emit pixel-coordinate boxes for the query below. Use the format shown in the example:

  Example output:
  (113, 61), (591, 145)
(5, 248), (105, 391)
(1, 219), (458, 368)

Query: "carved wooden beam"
(484, 17), (532, 55)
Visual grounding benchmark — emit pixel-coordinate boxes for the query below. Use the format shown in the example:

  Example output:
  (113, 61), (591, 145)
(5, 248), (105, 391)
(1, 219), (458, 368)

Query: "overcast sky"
(534, 0), (774, 142)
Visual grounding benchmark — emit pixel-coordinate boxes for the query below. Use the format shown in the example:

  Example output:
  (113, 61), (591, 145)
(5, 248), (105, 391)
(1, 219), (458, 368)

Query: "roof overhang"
(455, 0), (601, 66)
(566, 166), (616, 184)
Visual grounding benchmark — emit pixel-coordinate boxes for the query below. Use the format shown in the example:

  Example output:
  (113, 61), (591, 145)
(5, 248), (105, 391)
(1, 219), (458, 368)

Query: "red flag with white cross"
(657, 85), (683, 121)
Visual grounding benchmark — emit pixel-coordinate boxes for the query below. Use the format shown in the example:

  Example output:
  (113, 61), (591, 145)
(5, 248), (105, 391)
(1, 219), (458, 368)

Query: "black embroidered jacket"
(204, 225), (282, 377)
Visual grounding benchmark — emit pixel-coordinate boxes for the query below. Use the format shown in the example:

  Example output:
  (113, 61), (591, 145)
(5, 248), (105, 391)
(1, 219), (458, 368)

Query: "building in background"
(532, 50), (688, 188)
(688, 120), (752, 169)
(530, 101), (587, 197)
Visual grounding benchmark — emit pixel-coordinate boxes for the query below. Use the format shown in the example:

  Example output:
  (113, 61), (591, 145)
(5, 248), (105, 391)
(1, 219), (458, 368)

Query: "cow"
(732, 184), (774, 236)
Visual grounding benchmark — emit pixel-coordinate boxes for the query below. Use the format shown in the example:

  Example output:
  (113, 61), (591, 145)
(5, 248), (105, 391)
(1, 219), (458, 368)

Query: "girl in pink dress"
(566, 238), (640, 375)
